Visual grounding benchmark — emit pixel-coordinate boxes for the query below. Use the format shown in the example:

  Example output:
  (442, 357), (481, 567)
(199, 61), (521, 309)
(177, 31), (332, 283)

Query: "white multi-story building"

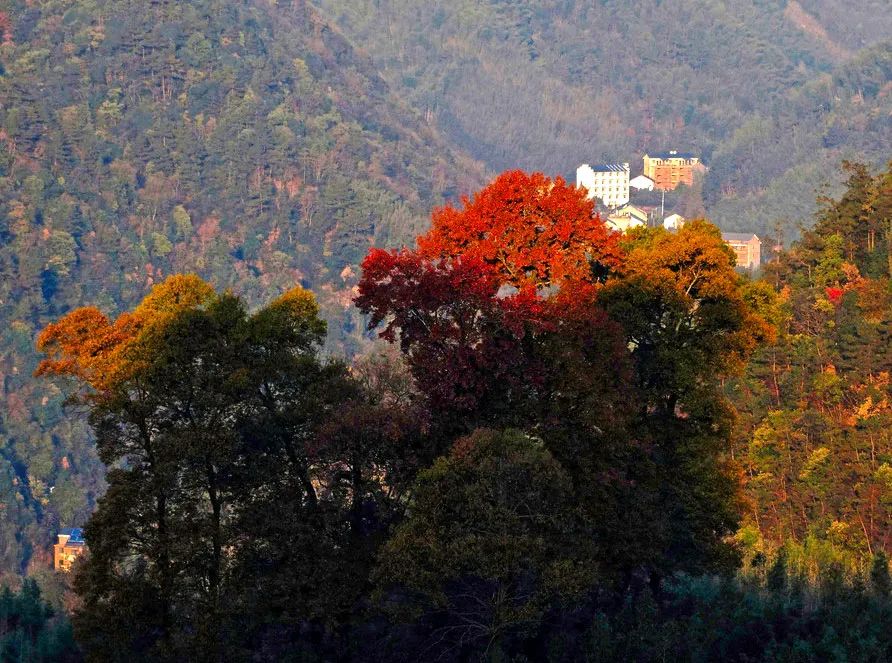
(576, 162), (630, 208)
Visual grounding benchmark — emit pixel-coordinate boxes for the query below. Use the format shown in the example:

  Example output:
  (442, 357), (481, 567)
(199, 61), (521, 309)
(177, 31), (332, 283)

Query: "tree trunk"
(887, 218), (892, 278)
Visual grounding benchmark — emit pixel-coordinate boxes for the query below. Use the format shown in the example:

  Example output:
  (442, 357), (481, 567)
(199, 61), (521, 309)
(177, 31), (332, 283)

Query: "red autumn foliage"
(826, 286), (844, 304)
(197, 215), (221, 244)
(354, 170), (639, 428)
(418, 170), (623, 288)
(356, 248), (631, 429)
(356, 249), (547, 416)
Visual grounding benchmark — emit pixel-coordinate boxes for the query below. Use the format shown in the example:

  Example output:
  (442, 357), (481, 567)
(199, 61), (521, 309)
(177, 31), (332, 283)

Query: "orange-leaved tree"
(597, 221), (775, 573)
(418, 170), (623, 288)
(36, 274), (215, 392)
(601, 220), (774, 411)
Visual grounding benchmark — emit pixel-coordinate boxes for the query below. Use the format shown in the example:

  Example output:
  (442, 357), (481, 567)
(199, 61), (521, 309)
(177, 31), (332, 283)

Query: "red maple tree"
(356, 249), (546, 416)
(356, 248), (630, 433)
(418, 170), (623, 289)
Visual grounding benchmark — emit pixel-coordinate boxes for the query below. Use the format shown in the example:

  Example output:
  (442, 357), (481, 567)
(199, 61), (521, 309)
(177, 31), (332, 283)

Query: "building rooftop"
(616, 204), (648, 218)
(722, 232), (759, 242)
(588, 163), (630, 172)
(59, 528), (85, 545)
(645, 151), (697, 160)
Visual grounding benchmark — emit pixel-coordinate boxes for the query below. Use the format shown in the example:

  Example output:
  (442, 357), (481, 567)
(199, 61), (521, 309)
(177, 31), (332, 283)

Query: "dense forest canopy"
(31, 174), (760, 658)
(24, 168), (892, 662)
(731, 160), (892, 564)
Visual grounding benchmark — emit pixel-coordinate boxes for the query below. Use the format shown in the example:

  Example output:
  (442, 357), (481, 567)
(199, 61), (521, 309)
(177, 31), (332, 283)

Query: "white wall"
(576, 163), (629, 208)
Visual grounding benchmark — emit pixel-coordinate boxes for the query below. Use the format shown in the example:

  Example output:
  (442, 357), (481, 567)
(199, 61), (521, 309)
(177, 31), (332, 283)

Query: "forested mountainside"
(731, 162), (892, 563)
(0, 0), (482, 576)
(798, 0), (892, 50)
(0, 0), (889, 604)
(313, 0), (892, 237)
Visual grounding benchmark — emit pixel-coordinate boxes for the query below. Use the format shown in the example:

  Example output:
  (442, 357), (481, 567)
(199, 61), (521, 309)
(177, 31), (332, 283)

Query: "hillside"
(0, 0), (482, 575)
(313, 0), (892, 237)
(797, 0), (892, 50)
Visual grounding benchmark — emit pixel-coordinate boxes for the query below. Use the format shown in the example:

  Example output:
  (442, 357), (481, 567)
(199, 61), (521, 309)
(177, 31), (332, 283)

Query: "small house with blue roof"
(54, 527), (86, 572)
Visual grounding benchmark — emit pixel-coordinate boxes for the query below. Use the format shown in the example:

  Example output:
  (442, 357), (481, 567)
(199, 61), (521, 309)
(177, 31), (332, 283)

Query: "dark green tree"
(0, 579), (80, 663)
(38, 276), (407, 661)
(598, 221), (771, 575)
(374, 428), (598, 660)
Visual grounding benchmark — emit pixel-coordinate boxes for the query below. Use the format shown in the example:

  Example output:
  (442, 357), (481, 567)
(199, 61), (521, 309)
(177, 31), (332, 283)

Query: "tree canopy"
(28, 165), (892, 661)
(417, 170), (622, 288)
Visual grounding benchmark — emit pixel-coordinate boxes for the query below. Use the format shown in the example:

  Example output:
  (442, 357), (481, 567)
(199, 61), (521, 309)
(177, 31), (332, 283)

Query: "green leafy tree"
(598, 221), (771, 574)
(374, 429), (598, 660)
(38, 276), (400, 660)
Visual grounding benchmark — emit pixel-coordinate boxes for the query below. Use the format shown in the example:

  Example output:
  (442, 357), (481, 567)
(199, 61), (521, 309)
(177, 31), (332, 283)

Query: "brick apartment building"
(642, 151), (703, 191)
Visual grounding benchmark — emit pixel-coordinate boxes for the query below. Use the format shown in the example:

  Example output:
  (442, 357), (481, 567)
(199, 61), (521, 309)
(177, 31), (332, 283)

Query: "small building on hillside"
(630, 174), (655, 191)
(722, 232), (761, 270)
(54, 528), (85, 572)
(663, 213), (686, 231)
(617, 204), (649, 225)
(577, 162), (630, 208)
(643, 151), (704, 191)
(607, 204), (648, 233)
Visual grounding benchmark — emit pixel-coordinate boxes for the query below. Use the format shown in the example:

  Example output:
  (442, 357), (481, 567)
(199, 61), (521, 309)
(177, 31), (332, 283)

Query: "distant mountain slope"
(0, 0), (482, 574)
(313, 0), (891, 237)
(783, 0), (852, 61)
(798, 0), (892, 50)
(313, 0), (836, 171)
(704, 39), (892, 236)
